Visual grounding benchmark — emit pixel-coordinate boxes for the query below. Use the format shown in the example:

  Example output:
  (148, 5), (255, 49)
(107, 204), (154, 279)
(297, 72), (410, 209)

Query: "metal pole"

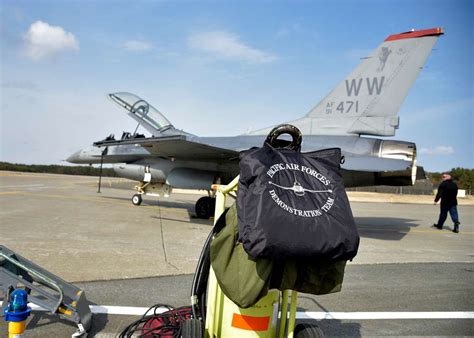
(287, 291), (298, 338)
(97, 148), (106, 193)
(278, 290), (289, 338)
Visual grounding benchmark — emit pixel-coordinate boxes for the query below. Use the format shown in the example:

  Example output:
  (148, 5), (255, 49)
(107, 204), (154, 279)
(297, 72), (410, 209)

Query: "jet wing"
(93, 135), (239, 161)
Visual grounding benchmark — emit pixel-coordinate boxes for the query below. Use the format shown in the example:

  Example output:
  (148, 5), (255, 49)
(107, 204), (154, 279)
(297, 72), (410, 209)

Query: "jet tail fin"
(251, 27), (444, 136)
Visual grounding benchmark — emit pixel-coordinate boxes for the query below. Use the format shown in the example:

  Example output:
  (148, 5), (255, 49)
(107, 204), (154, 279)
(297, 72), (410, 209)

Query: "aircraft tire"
(294, 323), (325, 338)
(195, 197), (215, 219)
(180, 318), (203, 338)
(132, 194), (142, 206)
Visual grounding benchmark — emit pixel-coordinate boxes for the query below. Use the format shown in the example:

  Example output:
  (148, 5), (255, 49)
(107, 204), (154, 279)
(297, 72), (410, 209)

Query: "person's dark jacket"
(435, 179), (458, 207)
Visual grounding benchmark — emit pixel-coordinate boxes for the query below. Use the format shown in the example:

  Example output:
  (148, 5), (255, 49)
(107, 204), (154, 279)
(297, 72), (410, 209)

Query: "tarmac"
(0, 171), (473, 336)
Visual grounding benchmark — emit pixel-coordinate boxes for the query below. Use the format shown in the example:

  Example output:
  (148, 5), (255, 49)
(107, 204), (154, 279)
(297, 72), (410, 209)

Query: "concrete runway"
(1, 171), (473, 336)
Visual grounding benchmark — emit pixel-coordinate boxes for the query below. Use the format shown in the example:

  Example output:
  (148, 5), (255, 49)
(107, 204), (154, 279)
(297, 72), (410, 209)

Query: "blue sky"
(1, 0), (472, 172)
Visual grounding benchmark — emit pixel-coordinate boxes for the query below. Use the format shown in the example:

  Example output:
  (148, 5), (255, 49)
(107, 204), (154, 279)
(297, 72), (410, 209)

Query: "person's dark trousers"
(437, 205), (460, 228)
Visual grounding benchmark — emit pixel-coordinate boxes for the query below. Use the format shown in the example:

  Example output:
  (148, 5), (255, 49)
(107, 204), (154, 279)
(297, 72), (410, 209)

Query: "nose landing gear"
(130, 180), (217, 219)
(132, 194), (142, 206)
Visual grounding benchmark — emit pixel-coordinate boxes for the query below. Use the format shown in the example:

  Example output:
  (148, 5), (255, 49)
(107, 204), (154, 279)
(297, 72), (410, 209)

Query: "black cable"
(190, 227), (214, 320)
(118, 304), (192, 337)
(120, 211), (231, 337)
(190, 207), (229, 321)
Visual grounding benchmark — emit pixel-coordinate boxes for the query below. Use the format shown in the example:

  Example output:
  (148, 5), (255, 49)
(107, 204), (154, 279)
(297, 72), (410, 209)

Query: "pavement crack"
(156, 202), (179, 272)
(157, 202), (169, 264)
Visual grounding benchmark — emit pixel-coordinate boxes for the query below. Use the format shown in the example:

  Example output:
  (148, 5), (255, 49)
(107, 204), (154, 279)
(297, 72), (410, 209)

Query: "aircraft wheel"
(180, 318), (203, 338)
(195, 197), (215, 219)
(132, 194), (142, 206)
(294, 323), (325, 338)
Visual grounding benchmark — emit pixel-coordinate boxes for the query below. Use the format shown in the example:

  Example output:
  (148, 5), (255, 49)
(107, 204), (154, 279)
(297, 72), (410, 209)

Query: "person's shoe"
(432, 224), (442, 230)
(453, 223), (460, 233)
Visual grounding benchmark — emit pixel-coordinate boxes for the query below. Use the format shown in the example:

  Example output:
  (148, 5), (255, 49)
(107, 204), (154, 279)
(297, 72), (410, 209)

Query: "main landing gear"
(195, 196), (216, 219)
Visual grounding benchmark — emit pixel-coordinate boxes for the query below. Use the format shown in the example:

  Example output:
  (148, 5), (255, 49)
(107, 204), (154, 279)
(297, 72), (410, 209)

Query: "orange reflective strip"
(231, 313), (270, 331)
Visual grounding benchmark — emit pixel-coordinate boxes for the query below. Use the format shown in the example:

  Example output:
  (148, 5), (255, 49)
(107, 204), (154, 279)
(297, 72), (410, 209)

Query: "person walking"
(433, 173), (460, 233)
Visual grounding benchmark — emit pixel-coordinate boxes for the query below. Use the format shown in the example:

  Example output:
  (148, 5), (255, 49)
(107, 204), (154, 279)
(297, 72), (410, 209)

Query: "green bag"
(210, 203), (346, 308)
(210, 204), (273, 308)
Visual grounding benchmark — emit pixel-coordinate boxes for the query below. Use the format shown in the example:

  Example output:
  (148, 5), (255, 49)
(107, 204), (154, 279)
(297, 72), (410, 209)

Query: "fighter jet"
(68, 27), (444, 218)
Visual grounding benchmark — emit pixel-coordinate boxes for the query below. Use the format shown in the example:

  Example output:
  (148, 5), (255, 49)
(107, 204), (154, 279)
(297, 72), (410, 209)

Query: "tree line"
(427, 167), (474, 193)
(1, 162), (472, 192)
(0, 162), (117, 177)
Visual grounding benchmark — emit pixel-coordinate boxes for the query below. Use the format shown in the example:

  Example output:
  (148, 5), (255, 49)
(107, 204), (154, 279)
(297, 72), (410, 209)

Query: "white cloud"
(23, 20), (79, 61)
(1, 81), (40, 92)
(419, 146), (455, 155)
(188, 30), (277, 64)
(123, 40), (153, 52)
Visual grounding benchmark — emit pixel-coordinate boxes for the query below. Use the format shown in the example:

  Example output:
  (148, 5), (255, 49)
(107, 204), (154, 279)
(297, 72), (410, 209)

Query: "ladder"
(0, 245), (92, 337)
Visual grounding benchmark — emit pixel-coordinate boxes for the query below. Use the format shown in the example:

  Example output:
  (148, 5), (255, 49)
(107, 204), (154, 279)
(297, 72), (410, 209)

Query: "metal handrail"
(0, 252), (64, 311)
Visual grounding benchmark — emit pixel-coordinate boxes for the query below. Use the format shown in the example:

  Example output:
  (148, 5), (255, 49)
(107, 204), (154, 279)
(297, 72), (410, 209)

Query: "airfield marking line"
(0, 191), (21, 195)
(0, 184), (46, 188)
(0, 172), (68, 178)
(3, 191), (184, 211)
(2, 303), (472, 319)
(296, 311), (474, 320)
(5, 191), (135, 207)
(357, 226), (474, 234)
(0, 172), (36, 177)
(408, 229), (474, 234)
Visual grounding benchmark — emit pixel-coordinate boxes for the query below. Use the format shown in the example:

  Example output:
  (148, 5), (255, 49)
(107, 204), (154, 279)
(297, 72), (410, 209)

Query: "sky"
(0, 0), (473, 172)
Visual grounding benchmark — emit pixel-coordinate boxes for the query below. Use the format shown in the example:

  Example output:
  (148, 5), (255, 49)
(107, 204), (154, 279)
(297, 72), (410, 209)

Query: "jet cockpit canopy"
(109, 92), (173, 135)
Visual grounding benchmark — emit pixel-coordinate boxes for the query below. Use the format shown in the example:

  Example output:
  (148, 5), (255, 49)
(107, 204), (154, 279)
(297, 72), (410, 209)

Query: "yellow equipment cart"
(204, 176), (300, 338)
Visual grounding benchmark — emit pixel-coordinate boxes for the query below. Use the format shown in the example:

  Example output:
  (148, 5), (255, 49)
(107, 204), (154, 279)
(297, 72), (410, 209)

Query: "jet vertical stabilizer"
(251, 27), (444, 137)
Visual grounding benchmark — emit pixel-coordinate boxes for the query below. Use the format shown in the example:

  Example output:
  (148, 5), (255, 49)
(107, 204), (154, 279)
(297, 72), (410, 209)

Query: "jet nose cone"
(67, 150), (82, 163)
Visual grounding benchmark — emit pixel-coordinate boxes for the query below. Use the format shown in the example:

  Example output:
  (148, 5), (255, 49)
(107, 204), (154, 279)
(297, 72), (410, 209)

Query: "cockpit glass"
(109, 92), (172, 131)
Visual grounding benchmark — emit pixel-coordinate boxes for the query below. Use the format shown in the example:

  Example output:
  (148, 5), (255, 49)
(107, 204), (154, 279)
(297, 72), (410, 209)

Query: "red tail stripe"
(385, 27), (444, 41)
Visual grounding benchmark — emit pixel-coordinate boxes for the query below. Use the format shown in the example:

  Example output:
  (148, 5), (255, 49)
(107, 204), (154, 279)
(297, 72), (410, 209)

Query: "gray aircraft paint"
(68, 28), (443, 196)
(249, 34), (441, 137)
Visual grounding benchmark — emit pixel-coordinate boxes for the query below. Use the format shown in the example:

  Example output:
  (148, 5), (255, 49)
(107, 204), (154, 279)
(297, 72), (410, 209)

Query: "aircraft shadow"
(100, 195), (421, 238)
(355, 216), (419, 241)
(100, 196), (215, 224)
(295, 319), (362, 337)
(100, 195), (196, 210)
(154, 215), (214, 226)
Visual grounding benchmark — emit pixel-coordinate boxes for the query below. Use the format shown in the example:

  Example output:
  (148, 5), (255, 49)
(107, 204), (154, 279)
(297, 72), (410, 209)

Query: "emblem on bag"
(266, 163), (335, 217)
(269, 180), (332, 196)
